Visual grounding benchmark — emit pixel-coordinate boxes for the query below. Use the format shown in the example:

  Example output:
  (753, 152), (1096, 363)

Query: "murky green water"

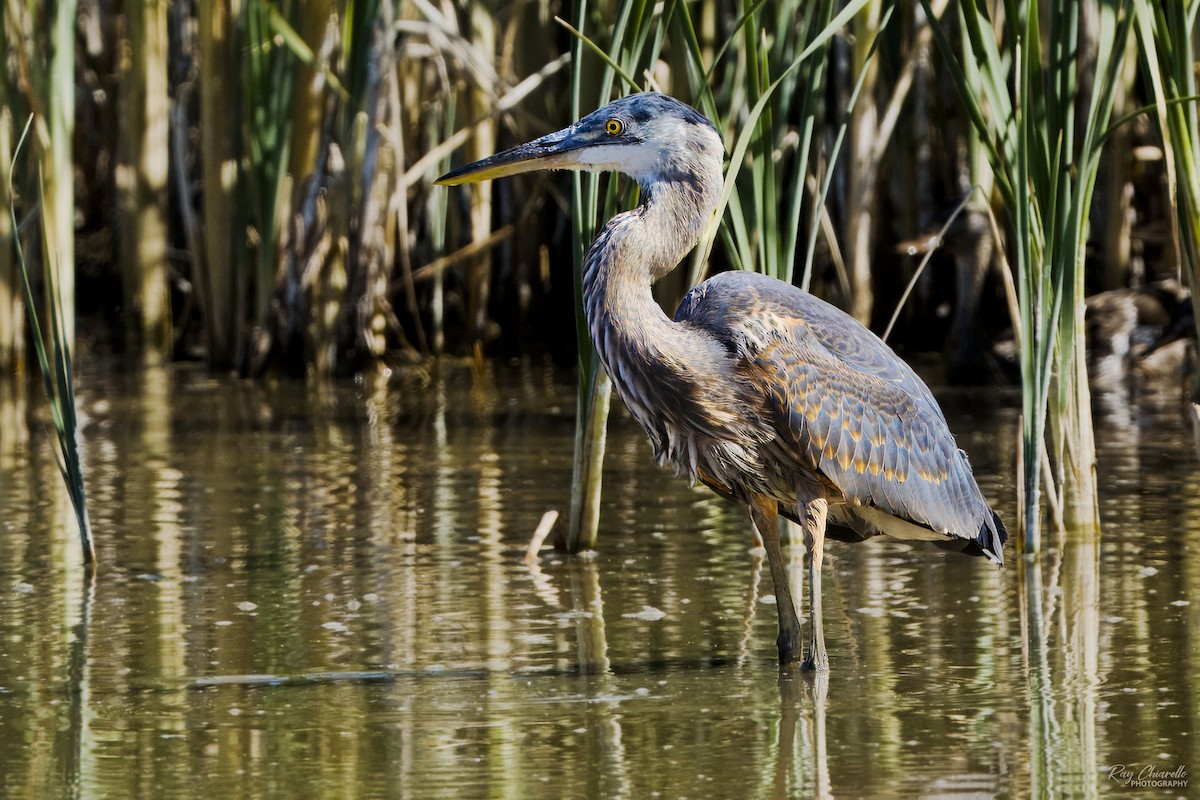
(0, 361), (1196, 798)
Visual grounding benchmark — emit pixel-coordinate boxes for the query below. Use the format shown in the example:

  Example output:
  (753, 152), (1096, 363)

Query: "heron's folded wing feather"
(677, 271), (989, 539)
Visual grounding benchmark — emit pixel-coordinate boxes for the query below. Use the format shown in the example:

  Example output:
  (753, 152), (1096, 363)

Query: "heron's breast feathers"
(609, 344), (772, 487)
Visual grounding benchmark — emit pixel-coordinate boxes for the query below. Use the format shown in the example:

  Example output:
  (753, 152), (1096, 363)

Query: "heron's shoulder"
(675, 272), (879, 355)
(676, 270), (944, 415)
(675, 271), (826, 326)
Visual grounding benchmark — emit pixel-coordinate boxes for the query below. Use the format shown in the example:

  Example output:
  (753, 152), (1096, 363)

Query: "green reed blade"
(8, 115), (93, 563)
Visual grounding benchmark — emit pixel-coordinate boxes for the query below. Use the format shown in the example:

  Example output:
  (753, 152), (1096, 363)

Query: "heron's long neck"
(582, 173), (720, 381)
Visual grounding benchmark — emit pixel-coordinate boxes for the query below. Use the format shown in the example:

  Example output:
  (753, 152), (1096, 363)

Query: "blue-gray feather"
(676, 270), (1006, 561)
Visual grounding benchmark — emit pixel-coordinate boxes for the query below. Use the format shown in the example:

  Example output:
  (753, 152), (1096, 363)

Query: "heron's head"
(436, 93), (723, 191)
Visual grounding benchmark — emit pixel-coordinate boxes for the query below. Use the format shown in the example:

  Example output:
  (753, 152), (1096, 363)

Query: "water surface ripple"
(0, 362), (1196, 798)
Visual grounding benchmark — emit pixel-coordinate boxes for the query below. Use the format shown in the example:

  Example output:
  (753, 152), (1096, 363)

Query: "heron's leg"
(799, 490), (829, 672)
(748, 514), (764, 550)
(749, 496), (803, 665)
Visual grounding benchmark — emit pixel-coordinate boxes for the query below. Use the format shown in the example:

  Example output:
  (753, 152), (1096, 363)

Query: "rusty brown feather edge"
(676, 271), (1008, 564)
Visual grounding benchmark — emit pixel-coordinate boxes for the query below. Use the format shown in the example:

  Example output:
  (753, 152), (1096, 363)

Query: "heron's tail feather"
(977, 510), (1007, 565)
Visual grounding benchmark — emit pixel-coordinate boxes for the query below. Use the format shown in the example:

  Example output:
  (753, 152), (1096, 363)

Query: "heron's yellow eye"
(605, 118), (624, 136)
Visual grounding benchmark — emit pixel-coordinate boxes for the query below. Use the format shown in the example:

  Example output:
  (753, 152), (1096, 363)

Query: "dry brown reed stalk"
(197, 0), (240, 369)
(118, 0), (172, 362)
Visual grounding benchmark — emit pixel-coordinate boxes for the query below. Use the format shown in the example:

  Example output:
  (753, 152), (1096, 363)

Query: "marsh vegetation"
(2, 3), (1200, 794)
(4, 0), (1199, 545)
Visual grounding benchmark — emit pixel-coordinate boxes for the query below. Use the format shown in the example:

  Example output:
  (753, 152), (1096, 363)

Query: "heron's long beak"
(435, 126), (596, 186)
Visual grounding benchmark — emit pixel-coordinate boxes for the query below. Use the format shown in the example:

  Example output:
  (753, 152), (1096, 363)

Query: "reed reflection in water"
(0, 362), (1196, 798)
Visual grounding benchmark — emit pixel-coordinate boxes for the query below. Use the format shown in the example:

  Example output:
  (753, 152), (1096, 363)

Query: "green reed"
(676, 0), (875, 291)
(561, 0), (666, 551)
(1134, 1), (1200, 400)
(8, 117), (94, 564)
(0, 0), (90, 561)
(924, 0), (1133, 550)
(192, 0), (406, 374)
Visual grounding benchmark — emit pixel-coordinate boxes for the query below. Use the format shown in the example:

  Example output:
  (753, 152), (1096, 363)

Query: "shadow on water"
(1, 361), (1198, 798)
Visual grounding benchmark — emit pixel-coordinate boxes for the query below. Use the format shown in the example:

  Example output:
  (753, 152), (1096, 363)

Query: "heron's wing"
(677, 271), (996, 546)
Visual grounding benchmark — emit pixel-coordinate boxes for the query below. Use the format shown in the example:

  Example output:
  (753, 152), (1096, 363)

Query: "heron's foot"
(776, 629), (804, 666)
(800, 648), (829, 673)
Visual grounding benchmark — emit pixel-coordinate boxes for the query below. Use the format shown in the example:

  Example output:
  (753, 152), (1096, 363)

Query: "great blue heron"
(438, 93), (1006, 671)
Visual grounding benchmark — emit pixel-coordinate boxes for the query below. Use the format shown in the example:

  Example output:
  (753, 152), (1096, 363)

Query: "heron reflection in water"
(438, 93), (1006, 671)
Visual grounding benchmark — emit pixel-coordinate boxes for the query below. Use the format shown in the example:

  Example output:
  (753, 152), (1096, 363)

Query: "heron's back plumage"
(676, 271), (1006, 562)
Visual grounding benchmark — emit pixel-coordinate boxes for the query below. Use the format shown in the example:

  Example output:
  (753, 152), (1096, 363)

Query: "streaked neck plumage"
(578, 125), (730, 486)
(581, 135), (723, 368)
